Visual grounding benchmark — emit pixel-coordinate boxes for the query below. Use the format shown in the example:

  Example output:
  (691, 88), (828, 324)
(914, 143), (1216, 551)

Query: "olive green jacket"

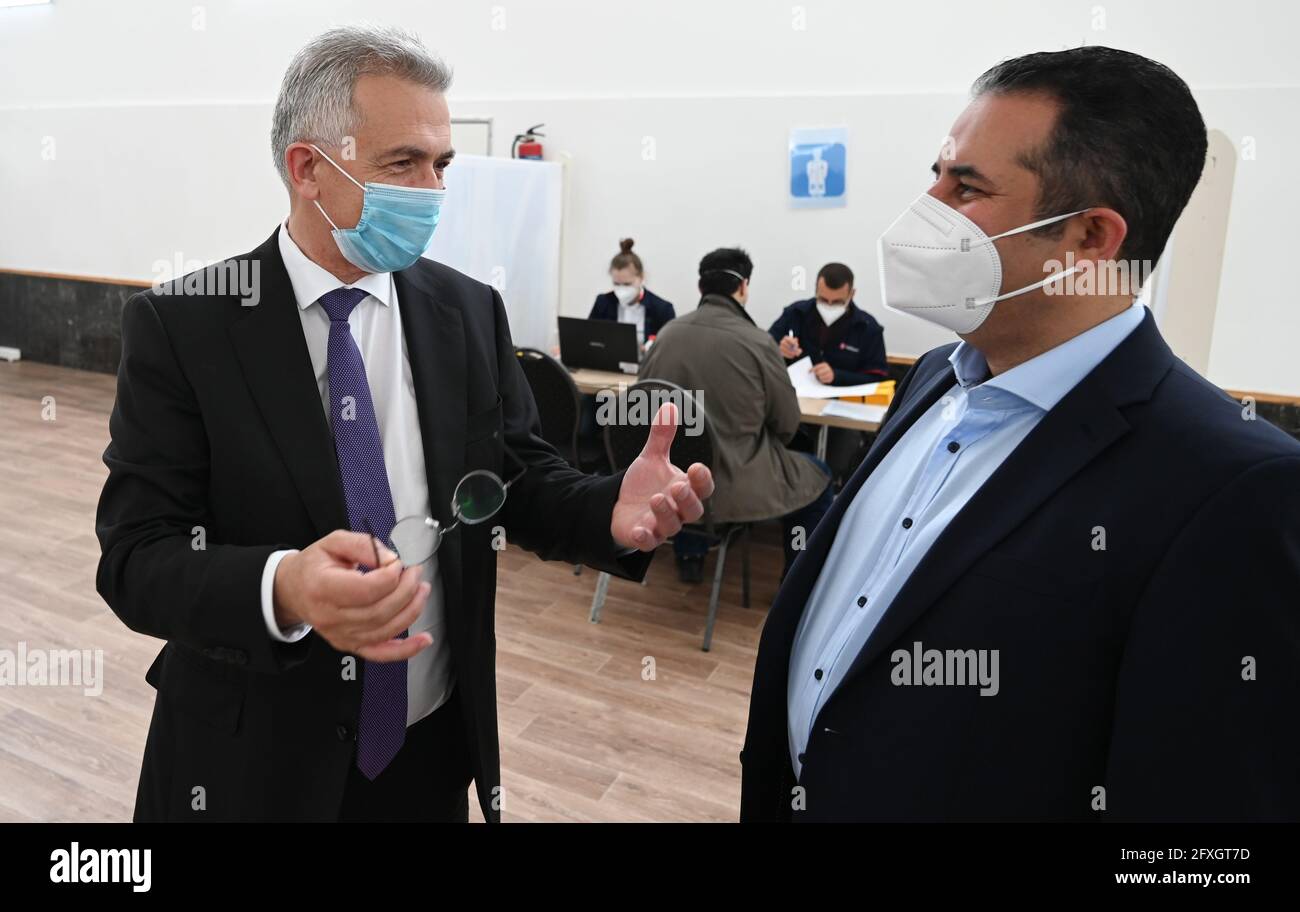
(639, 294), (827, 522)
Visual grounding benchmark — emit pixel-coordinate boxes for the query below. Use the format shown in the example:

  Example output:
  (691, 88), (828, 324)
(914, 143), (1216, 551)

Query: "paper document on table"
(819, 400), (887, 423)
(786, 356), (886, 399)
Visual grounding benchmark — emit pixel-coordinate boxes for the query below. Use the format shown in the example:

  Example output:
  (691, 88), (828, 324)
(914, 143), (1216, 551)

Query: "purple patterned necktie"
(318, 286), (407, 780)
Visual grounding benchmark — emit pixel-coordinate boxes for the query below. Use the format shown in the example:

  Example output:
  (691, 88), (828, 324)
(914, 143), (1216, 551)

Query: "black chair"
(589, 379), (750, 651)
(514, 347), (608, 473)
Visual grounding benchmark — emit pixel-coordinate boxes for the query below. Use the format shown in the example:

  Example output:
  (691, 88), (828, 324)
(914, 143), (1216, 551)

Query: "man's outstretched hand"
(611, 402), (715, 551)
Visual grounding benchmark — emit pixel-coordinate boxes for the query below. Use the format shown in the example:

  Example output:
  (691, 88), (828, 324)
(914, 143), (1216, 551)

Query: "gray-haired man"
(96, 25), (713, 822)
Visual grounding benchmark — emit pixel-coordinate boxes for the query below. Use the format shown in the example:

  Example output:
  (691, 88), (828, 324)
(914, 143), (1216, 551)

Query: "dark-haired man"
(769, 263), (888, 386)
(742, 47), (1300, 821)
(769, 263), (888, 482)
(640, 248), (833, 583)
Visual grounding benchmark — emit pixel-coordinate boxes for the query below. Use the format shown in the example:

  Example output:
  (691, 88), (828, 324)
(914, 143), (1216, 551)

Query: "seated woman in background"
(588, 238), (675, 349)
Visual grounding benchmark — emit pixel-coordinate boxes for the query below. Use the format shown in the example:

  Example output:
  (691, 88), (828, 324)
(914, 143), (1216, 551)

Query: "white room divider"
(424, 154), (563, 351)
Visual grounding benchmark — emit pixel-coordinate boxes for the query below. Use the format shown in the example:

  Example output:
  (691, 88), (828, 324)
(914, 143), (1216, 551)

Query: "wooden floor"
(0, 360), (782, 822)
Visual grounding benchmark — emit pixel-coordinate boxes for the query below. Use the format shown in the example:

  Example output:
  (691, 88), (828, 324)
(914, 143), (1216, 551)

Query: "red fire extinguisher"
(512, 123), (545, 160)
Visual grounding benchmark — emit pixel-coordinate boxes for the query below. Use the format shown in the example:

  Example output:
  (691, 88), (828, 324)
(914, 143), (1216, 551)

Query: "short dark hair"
(698, 247), (753, 297)
(817, 262), (854, 290)
(972, 46), (1207, 268)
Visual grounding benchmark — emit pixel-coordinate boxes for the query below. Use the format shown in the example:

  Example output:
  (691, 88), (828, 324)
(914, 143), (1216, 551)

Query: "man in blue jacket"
(769, 262), (888, 386)
(769, 263), (888, 482)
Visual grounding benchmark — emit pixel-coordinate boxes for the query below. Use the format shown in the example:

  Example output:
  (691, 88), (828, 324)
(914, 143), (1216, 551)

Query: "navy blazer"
(741, 310), (1300, 821)
(589, 288), (675, 340)
(768, 298), (888, 384)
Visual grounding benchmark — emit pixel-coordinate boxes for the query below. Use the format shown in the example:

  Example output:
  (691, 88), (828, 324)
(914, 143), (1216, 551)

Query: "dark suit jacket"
(768, 298), (889, 384)
(96, 227), (651, 822)
(741, 311), (1300, 821)
(589, 288), (675, 339)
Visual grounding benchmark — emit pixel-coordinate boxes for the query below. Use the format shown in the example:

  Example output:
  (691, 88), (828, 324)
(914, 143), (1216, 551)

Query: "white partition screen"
(424, 154), (563, 351)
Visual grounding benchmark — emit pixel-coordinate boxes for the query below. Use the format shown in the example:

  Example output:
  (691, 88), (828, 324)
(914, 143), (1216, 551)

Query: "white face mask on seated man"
(816, 302), (848, 325)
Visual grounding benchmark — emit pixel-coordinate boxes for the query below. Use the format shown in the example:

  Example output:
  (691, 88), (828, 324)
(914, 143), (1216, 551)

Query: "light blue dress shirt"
(787, 303), (1147, 776)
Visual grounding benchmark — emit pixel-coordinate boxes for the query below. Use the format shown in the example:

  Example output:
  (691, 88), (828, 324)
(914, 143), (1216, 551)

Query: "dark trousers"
(338, 686), (473, 822)
(675, 453), (835, 575)
(578, 393), (600, 437)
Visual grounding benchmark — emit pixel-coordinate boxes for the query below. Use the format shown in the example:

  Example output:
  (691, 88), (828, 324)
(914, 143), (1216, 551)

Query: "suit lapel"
(228, 228), (348, 538)
(745, 349), (960, 764)
(393, 263), (468, 631)
(829, 311), (1176, 696)
(393, 264), (467, 526)
(808, 362), (959, 567)
(854, 365), (958, 479)
(763, 357), (960, 653)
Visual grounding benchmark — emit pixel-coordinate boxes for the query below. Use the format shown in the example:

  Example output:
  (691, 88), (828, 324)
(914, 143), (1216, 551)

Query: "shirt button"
(901, 517), (914, 529)
(336, 724), (352, 742)
(814, 669), (824, 681)
(947, 440), (960, 453)
(798, 752), (806, 764)
(857, 595), (868, 607)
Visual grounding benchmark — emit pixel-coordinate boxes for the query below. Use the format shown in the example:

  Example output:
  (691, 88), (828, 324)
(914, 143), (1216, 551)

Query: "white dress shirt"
(618, 295), (647, 344)
(258, 221), (453, 727)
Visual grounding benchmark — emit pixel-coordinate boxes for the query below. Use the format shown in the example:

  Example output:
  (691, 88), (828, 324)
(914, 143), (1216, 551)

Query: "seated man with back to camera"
(639, 247), (834, 583)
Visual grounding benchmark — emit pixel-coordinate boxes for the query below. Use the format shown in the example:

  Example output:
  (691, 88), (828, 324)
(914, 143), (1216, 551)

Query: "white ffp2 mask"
(877, 193), (1087, 334)
(815, 303), (847, 325)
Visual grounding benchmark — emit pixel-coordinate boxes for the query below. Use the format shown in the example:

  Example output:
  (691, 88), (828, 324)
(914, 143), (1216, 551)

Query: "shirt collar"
(277, 219), (394, 311)
(948, 302), (1147, 411)
(699, 292), (757, 327)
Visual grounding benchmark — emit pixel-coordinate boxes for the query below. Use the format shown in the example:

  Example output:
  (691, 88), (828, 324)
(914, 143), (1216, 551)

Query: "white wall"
(2, 0), (1298, 394)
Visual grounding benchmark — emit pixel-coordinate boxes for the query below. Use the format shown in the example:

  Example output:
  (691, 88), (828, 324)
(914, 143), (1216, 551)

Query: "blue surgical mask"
(310, 143), (446, 274)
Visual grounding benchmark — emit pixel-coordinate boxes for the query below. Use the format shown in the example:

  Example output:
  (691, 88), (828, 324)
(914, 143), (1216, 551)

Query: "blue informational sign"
(789, 127), (848, 209)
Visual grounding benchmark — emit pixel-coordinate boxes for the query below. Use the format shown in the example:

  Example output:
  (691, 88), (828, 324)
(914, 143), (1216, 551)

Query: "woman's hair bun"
(618, 238), (635, 254)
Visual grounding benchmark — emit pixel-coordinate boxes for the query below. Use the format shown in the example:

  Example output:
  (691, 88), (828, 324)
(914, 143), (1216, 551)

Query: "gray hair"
(271, 25), (453, 188)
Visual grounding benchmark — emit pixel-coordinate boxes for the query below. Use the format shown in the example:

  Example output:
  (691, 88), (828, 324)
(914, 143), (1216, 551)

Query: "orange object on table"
(837, 379), (895, 407)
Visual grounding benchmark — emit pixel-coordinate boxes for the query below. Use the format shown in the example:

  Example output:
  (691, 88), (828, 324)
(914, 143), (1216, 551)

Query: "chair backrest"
(603, 379), (718, 526)
(514, 347), (581, 464)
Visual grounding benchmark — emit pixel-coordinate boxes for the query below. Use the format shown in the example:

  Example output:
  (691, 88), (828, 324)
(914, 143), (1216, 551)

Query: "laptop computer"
(557, 316), (640, 373)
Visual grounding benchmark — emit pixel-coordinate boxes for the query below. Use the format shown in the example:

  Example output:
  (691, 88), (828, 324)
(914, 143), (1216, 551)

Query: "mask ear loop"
(979, 208), (1091, 245)
(308, 142), (366, 230)
(968, 208), (1091, 306)
(313, 200), (341, 231)
(976, 264), (1083, 306)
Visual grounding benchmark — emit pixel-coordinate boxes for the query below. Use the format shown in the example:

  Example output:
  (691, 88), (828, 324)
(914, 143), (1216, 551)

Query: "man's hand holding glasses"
(271, 530), (434, 663)
(272, 400), (713, 662)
